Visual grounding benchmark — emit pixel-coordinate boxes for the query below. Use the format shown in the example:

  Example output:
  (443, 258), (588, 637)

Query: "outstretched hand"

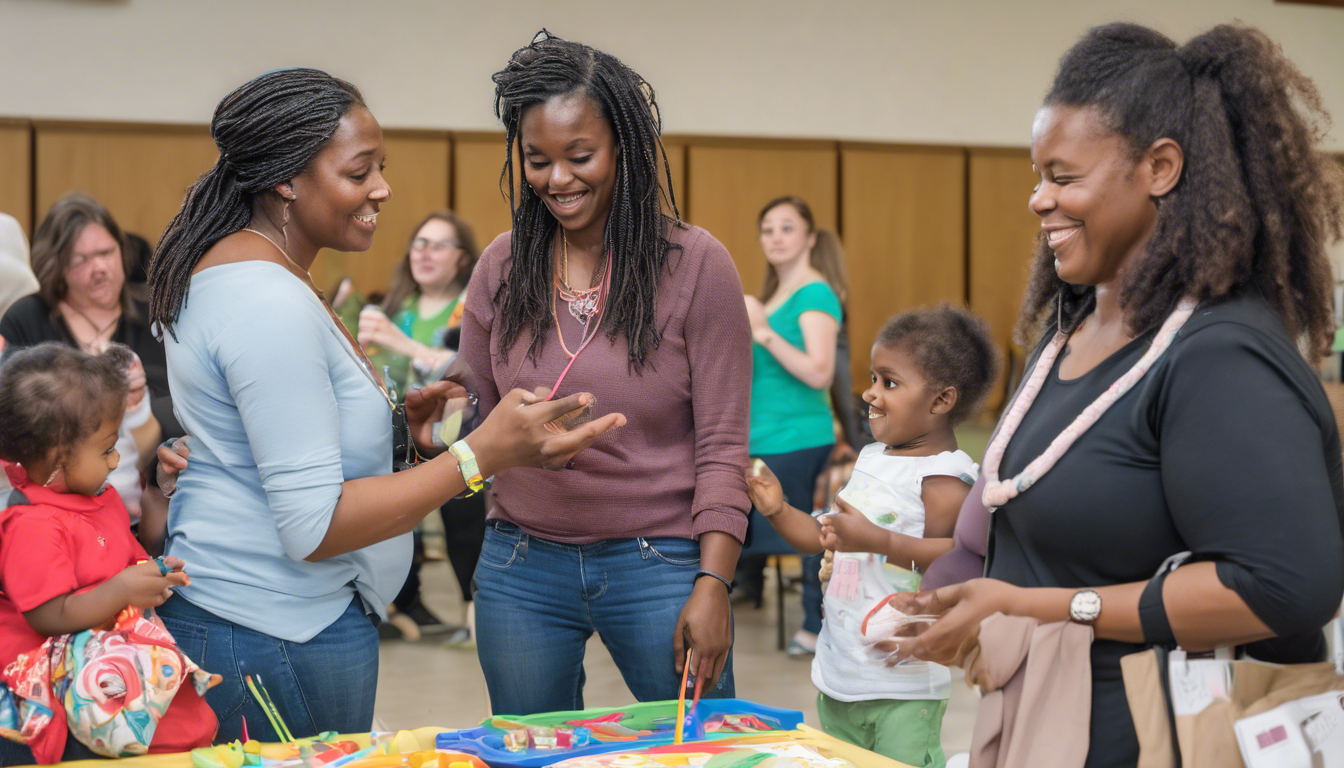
(877, 578), (1020, 666)
(465, 389), (626, 477)
(819, 497), (888, 554)
(405, 379), (470, 453)
(745, 460), (785, 517)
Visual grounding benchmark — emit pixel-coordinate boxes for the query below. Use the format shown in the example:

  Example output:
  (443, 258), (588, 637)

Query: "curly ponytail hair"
(1016, 22), (1344, 360)
(491, 30), (682, 371)
(149, 69), (365, 340)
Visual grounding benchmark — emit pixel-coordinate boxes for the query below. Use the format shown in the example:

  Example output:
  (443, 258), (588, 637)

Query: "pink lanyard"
(981, 297), (1197, 510)
(546, 248), (613, 401)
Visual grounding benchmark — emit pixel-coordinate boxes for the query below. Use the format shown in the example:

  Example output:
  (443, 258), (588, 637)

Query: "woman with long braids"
(889, 23), (1344, 765)
(460, 32), (752, 714)
(147, 68), (621, 740)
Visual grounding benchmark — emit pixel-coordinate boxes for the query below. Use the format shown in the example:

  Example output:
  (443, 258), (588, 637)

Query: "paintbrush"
(674, 648), (692, 744)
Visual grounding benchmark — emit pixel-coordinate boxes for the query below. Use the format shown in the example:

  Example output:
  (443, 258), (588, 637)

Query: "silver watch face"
(1071, 589), (1102, 622)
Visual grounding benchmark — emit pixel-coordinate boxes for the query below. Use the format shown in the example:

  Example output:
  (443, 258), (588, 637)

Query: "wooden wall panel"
(840, 145), (967, 393)
(452, 133), (514, 252)
(684, 140), (838, 295)
(315, 131), (451, 296)
(0, 120), (32, 236)
(968, 148), (1040, 411)
(34, 122), (217, 247)
(660, 137), (687, 219)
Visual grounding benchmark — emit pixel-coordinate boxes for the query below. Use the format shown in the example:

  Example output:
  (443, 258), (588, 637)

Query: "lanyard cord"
(547, 247), (613, 401)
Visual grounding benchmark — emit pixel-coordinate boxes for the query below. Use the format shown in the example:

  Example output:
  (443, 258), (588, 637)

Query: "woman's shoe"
(787, 630), (817, 658)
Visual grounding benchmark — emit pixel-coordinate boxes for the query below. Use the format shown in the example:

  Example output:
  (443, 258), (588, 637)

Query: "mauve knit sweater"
(460, 223), (753, 544)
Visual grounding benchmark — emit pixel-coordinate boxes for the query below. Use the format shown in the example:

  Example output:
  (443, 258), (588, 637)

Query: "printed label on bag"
(1168, 658), (1233, 716)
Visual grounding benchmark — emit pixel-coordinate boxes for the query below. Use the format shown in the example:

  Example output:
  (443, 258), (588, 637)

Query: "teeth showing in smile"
(353, 213), (377, 224)
(556, 192), (586, 204)
(1046, 226), (1079, 247)
(868, 409), (884, 420)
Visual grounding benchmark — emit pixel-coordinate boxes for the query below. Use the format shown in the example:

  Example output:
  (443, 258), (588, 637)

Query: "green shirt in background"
(367, 294), (463, 398)
(750, 281), (843, 455)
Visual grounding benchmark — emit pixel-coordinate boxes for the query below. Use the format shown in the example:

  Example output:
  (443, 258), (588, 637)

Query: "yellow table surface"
(49, 724), (910, 768)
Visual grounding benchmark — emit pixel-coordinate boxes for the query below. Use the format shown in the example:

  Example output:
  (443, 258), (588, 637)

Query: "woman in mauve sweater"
(460, 32), (753, 715)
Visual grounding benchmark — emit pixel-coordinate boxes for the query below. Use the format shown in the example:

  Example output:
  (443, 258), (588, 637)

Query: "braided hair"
(491, 30), (682, 371)
(1016, 23), (1344, 361)
(149, 68), (365, 339)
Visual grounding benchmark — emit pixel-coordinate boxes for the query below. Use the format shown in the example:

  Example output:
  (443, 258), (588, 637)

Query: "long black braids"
(148, 69), (365, 340)
(491, 30), (682, 371)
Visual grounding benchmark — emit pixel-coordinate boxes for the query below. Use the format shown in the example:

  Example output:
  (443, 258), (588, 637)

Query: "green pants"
(817, 692), (948, 768)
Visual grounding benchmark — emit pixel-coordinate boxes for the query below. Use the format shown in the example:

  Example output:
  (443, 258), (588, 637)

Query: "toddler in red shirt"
(0, 343), (215, 763)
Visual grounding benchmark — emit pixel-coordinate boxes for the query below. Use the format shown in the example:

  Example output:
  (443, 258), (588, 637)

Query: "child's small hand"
(745, 459), (785, 517)
(819, 497), (889, 554)
(115, 560), (190, 609)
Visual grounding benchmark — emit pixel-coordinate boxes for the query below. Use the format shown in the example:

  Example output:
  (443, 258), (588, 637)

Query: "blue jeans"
(473, 522), (735, 715)
(742, 444), (833, 635)
(157, 594), (379, 743)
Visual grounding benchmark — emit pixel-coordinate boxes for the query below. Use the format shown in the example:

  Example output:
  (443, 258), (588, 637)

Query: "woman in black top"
(0, 194), (183, 547)
(891, 23), (1344, 766)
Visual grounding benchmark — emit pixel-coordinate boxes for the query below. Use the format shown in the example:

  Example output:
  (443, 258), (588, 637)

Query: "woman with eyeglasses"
(356, 210), (486, 643)
(358, 210), (479, 396)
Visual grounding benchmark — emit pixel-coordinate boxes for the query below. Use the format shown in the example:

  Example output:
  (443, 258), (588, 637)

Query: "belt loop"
(636, 537), (651, 559)
(518, 532), (529, 558)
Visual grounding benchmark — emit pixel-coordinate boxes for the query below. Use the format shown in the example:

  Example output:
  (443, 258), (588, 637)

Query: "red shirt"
(0, 461), (145, 669)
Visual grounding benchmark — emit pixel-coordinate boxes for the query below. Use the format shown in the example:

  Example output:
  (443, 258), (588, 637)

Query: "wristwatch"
(448, 440), (484, 496)
(1069, 589), (1102, 623)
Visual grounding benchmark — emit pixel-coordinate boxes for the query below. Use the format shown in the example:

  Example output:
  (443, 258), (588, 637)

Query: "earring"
(43, 466), (61, 488)
(282, 196), (292, 252)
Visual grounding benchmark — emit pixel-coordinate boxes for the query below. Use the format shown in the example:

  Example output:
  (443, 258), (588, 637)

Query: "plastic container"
(434, 698), (803, 768)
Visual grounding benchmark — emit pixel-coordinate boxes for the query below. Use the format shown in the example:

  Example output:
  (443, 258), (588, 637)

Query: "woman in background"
(0, 193), (179, 531)
(356, 210), (485, 642)
(740, 195), (844, 656)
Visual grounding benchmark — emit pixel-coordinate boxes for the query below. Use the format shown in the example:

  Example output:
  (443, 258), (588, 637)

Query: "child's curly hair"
(876, 305), (1001, 425)
(0, 343), (131, 467)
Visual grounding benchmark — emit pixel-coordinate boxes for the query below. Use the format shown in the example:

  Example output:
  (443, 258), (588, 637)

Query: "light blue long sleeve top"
(163, 262), (411, 642)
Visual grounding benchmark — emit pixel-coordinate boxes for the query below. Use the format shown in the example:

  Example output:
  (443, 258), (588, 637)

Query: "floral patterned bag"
(0, 606), (218, 763)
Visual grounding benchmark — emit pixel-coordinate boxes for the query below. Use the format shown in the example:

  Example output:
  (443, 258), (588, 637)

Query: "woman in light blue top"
(146, 69), (623, 743)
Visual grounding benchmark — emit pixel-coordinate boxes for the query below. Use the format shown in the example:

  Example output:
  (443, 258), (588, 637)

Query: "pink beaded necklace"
(981, 297), (1198, 511)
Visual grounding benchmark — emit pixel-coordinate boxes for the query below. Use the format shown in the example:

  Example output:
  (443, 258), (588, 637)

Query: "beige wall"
(2, 0), (1342, 149)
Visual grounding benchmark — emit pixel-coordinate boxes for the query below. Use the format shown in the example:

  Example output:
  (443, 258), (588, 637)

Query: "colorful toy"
(545, 735), (859, 767)
(191, 731), (486, 768)
(436, 699), (803, 768)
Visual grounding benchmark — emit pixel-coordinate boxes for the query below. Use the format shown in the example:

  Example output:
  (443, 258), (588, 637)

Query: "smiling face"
(519, 93), (619, 237)
(408, 218), (465, 293)
(1029, 105), (1161, 287)
(863, 342), (951, 448)
(55, 415), (121, 496)
(758, 203), (816, 269)
(288, 107), (391, 253)
(62, 223), (124, 310)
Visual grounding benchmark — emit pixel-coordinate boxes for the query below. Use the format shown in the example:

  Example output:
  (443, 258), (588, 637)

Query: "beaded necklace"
(981, 297), (1197, 511)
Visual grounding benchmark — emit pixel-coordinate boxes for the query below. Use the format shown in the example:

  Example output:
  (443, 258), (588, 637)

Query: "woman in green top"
(741, 196), (844, 655)
(356, 209), (484, 641)
(358, 210), (479, 395)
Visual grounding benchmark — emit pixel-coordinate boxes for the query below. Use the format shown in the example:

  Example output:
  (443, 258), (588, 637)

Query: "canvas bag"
(1121, 554), (1344, 767)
